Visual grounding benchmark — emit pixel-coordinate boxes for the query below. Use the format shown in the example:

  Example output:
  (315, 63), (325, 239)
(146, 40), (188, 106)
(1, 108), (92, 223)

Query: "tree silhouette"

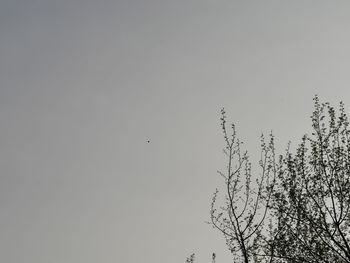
(271, 96), (350, 262)
(187, 96), (350, 262)
(210, 109), (280, 263)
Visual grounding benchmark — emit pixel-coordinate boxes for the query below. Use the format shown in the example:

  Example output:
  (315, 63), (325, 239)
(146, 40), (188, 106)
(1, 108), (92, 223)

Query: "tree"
(187, 96), (350, 262)
(209, 96), (350, 263)
(271, 96), (350, 263)
(210, 109), (280, 263)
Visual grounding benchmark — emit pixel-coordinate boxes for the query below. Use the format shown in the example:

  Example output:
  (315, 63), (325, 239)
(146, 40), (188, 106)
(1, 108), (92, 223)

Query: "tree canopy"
(188, 96), (350, 263)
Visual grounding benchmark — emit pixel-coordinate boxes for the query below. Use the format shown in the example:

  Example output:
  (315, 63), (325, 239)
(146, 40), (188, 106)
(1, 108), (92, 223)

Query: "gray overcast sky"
(2, 1), (350, 263)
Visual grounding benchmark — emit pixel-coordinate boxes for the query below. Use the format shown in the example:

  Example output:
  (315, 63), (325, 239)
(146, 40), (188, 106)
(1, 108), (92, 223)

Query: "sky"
(2, 1), (350, 263)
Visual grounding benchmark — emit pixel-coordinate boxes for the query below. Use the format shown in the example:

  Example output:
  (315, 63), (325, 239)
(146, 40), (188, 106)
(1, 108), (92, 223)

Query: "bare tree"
(210, 109), (281, 263)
